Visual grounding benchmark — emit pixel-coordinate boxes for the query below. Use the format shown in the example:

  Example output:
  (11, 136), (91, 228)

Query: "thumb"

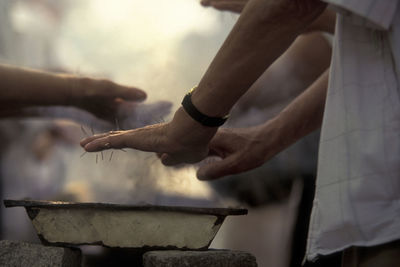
(161, 153), (182, 166)
(213, 2), (244, 13)
(200, 0), (211, 7)
(196, 156), (238, 180)
(114, 83), (147, 102)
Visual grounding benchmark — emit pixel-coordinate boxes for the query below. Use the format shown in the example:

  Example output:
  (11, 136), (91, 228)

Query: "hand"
(0, 64), (147, 119)
(197, 122), (282, 180)
(197, 68), (330, 180)
(200, 0), (248, 13)
(80, 107), (218, 165)
(73, 77), (147, 123)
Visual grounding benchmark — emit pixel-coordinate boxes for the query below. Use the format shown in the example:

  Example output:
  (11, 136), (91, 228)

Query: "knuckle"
(107, 135), (119, 147)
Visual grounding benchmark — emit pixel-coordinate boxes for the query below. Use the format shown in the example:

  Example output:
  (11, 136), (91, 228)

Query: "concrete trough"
(4, 199), (247, 250)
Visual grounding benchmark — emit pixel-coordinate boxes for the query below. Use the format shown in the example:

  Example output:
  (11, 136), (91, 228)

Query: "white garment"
(307, 0), (400, 261)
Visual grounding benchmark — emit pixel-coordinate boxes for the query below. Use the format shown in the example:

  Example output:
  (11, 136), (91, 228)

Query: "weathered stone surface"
(31, 209), (222, 249)
(0, 240), (81, 267)
(143, 250), (258, 267)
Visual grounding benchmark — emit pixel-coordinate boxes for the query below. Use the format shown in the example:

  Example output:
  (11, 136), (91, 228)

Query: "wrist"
(32, 72), (78, 107)
(63, 75), (83, 107)
(170, 107), (218, 145)
(182, 87), (229, 127)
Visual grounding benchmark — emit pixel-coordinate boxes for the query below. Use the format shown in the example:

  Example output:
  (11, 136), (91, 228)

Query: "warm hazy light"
(56, 0), (227, 89)
(56, 1), (237, 201)
(10, 0), (238, 202)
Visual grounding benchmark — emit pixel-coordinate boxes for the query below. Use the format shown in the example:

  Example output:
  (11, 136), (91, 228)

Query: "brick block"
(0, 240), (81, 267)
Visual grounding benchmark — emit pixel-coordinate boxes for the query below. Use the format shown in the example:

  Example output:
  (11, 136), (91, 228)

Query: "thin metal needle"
(81, 125), (88, 136)
(115, 117), (120, 131)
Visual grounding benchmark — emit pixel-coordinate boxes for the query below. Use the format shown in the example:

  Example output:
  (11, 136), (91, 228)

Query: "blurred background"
(0, 1), (327, 266)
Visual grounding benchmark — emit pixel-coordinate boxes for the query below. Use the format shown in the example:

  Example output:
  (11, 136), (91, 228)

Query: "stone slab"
(0, 240), (81, 267)
(143, 250), (258, 267)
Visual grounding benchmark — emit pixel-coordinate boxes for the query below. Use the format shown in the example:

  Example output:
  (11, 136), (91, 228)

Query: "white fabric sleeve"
(322, 0), (398, 30)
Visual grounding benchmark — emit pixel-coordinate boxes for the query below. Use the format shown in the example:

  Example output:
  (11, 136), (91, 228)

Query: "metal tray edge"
(4, 199), (248, 216)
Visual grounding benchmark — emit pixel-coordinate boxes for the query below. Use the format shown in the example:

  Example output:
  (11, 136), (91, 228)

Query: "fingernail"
(104, 142), (111, 148)
(84, 144), (94, 152)
(197, 173), (210, 181)
(80, 139), (88, 147)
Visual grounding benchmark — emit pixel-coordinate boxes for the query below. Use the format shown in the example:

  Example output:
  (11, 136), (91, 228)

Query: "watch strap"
(181, 89), (228, 127)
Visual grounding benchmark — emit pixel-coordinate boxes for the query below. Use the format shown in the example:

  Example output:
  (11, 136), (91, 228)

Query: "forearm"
(0, 64), (80, 107)
(261, 69), (329, 155)
(192, 0), (326, 117)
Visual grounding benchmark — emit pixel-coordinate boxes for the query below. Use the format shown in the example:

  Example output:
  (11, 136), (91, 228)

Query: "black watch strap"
(181, 90), (229, 127)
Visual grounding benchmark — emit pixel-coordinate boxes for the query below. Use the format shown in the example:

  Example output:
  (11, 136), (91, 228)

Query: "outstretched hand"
(80, 107), (217, 165)
(74, 78), (147, 123)
(200, 0), (248, 13)
(0, 64), (147, 122)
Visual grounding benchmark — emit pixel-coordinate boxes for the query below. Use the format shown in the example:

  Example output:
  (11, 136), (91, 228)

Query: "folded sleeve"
(322, 0), (398, 30)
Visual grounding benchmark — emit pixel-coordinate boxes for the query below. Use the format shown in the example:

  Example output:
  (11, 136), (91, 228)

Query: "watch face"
(189, 86), (197, 94)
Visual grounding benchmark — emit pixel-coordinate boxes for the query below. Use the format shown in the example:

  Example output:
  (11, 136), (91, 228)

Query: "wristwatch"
(181, 87), (229, 127)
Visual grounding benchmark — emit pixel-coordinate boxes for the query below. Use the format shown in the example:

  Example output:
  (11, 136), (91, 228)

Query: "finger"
(196, 155), (240, 180)
(207, 130), (233, 156)
(200, 0), (211, 6)
(201, 0), (243, 6)
(113, 83), (147, 102)
(212, 2), (244, 13)
(84, 124), (167, 153)
(207, 148), (221, 157)
(80, 131), (122, 147)
(160, 153), (191, 169)
(83, 134), (128, 152)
